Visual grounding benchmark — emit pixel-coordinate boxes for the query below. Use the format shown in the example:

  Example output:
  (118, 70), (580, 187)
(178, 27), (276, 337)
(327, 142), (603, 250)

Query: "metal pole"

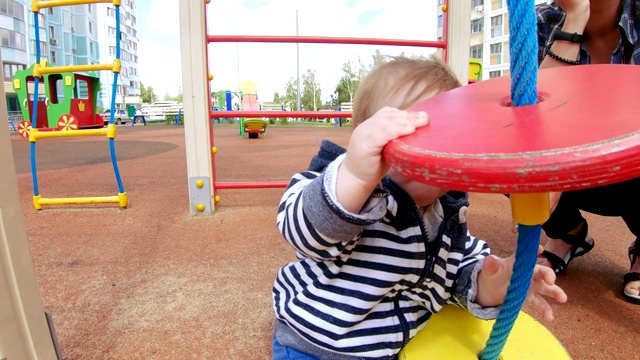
(296, 9), (300, 111)
(236, 42), (240, 87)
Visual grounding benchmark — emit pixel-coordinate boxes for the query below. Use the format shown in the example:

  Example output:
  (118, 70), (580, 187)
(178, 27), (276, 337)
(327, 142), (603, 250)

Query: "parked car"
(101, 109), (130, 125)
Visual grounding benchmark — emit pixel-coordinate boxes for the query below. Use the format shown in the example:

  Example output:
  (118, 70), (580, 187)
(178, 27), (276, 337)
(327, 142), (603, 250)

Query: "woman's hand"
(554, 0), (590, 30)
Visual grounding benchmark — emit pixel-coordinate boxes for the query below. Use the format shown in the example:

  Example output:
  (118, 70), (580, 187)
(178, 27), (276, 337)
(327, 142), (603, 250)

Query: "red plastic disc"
(383, 64), (640, 193)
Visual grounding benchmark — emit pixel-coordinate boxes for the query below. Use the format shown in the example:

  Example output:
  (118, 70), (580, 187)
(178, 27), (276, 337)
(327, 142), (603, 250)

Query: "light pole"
(296, 9), (300, 112)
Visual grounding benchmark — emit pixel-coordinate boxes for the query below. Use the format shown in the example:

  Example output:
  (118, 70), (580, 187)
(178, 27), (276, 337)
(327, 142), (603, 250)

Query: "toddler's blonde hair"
(352, 56), (461, 127)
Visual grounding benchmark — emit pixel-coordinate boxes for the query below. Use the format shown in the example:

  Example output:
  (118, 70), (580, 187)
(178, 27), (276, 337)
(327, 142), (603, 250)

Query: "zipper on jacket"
(393, 295), (411, 349)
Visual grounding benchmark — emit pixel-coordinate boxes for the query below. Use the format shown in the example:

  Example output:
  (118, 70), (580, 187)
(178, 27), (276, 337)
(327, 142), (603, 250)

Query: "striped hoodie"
(272, 140), (497, 359)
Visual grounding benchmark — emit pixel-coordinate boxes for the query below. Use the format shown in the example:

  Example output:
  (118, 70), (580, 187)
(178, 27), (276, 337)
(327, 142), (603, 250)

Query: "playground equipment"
(385, 1), (640, 359)
(0, 48), (61, 358)
(180, 2), (596, 358)
(469, 58), (482, 83)
(179, 0), (469, 214)
(20, 0), (127, 210)
(238, 80), (268, 138)
(12, 62), (104, 135)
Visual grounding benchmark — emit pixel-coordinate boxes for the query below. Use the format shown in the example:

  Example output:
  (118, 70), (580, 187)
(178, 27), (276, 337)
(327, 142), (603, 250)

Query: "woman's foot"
(537, 221), (594, 274)
(623, 242), (640, 304)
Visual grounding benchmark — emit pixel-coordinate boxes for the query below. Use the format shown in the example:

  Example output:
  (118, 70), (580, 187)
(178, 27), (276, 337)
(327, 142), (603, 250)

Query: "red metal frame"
(204, 3), (450, 193)
(207, 35), (446, 49)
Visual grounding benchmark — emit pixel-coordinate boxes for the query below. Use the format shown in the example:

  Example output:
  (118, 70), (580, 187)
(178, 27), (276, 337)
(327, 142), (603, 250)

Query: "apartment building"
(437, 0), (546, 81)
(1, 0), (139, 117)
(96, 0), (140, 111)
(1, 0), (29, 114)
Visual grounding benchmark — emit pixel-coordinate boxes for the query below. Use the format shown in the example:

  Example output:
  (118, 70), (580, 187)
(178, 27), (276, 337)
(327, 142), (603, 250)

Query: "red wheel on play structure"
(57, 114), (79, 131)
(17, 120), (32, 138)
(383, 64), (640, 193)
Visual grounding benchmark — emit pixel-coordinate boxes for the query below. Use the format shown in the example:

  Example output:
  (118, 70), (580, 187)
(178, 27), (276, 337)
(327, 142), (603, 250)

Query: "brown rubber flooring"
(9, 124), (640, 359)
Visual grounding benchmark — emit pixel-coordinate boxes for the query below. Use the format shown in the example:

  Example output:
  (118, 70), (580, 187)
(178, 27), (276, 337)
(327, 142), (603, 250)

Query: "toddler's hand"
(336, 107), (428, 213)
(476, 246), (567, 321)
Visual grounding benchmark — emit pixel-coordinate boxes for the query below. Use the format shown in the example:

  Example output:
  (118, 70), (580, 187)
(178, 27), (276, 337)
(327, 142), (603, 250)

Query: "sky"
(137, 0), (438, 103)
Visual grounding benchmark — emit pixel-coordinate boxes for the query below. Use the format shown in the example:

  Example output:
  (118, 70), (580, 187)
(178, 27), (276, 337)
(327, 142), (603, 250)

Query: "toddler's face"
(387, 169), (447, 207)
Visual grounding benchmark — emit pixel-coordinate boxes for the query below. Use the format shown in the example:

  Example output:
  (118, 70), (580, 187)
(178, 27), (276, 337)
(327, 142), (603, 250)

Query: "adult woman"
(535, 0), (640, 304)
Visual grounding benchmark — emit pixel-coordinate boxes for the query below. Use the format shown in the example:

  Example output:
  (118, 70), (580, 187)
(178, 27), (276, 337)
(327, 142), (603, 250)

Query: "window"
(491, 15), (503, 37)
(489, 70), (502, 78)
(107, 7), (115, 17)
(48, 7), (53, 15)
(0, 0), (24, 21)
(49, 26), (55, 38)
(437, 14), (443, 27)
(472, 0), (484, 7)
(471, 19), (483, 34)
(50, 50), (56, 63)
(109, 46), (116, 56)
(1, 28), (26, 50)
(490, 42), (502, 55)
(75, 79), (89, 99)
(470, 44), (483, 59)
(108, 27), (116, 36)
(3, 62), (25, 80)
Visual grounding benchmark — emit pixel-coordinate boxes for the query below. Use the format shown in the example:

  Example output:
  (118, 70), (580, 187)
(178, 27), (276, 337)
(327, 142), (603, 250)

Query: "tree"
(301, 69), (321, 113)
(164, 88), (183, 102)
(272, 92), (283, 104)
(140, 82), (158, 104)
(283, 77), (298, 110)
(370, 49), (388, 69)
(334, 59), (365, 105)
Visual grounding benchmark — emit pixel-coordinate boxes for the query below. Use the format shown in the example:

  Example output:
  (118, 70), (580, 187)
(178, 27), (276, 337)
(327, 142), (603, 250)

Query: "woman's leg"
(620, 212), (640, 300)
(539, 177), (640, 272)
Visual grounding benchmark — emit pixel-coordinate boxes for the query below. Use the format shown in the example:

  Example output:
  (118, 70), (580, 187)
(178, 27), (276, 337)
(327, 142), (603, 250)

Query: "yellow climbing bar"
(32, 0), (120, 12)
(34, 60), (121, 77)
(33, 193), (128, 210)
(29, 125), (116, 142)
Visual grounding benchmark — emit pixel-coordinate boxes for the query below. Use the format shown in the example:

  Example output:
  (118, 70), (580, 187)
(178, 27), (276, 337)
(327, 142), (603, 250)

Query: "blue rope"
(110, 5), (125, 193)
(480, 226), (541, 360)
(480, 0), (540, 358)
(506, 0), (538, 107)
(30, 11), (42, 197)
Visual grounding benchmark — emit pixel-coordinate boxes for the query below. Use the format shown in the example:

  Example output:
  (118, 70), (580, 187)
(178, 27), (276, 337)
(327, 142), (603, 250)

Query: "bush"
(165, 115), (182, 125)
(269, 118), (276, 125)
(280, 118), (289, 125)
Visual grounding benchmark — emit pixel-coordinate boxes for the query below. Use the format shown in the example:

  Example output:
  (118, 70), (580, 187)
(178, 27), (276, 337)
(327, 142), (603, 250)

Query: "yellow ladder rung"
(29, 125), (116, 142)
(32, 0), (120, 12)
(34, 193), (128, 209)
(34, 61), (121, 77)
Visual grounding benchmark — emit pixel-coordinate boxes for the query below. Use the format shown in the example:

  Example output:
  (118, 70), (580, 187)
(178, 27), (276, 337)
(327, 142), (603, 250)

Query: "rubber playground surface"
(9, 124), (640, 359)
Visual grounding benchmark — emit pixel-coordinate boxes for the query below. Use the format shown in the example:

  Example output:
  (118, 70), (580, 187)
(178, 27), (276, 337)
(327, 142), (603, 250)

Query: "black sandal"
(623, 241), (640, 304)
(538, 220), (594, 274)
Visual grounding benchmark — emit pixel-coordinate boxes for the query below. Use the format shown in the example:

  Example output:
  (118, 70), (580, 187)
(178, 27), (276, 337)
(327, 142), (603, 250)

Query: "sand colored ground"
(9, 124), (640, 359)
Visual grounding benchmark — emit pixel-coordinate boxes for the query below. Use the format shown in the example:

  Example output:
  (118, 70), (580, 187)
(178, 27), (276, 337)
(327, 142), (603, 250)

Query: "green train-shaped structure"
(12, 60), (104, 135)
